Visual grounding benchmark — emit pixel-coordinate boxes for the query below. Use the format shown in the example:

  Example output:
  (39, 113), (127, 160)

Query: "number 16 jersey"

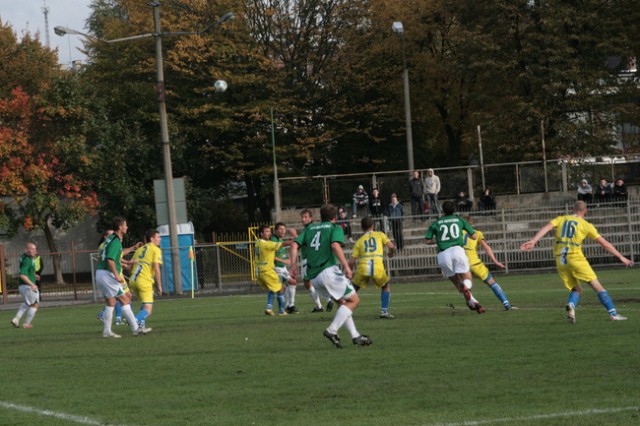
(550, 214), (600, 262)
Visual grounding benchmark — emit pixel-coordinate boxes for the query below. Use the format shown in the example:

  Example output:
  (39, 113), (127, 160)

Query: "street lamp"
(57, 2), (233, 294)
(392, 21), (415, 172)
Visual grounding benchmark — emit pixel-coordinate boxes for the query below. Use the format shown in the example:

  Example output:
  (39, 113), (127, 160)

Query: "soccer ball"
(214, 79), (228, 93)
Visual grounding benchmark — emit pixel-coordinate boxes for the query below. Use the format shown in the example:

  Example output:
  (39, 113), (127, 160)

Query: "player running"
(462, 215), (516, 310)
(521, 201), (631, 323)
(129, 229), (163, 329)
(255, 225), (291, 316)
(425, 201), (485, 314)
(290, 204), (372, 348)
(349, 216), (396, 318)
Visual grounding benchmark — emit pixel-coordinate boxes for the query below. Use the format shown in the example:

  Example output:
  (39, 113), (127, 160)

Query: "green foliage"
(0, 270), (638, 425)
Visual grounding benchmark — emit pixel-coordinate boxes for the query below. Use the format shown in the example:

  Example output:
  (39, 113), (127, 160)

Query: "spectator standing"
(612, 178), (628, 205)
(351, 185), (369, 218)
(409, 171), (424, 219)
(337, 206), (353, 243)
(479, 188), (496, 211)
(455, 191), (472, 212)
(424, 168), (441, 215)
(577, 179), (593, 203)
(388, 193), (405, 251)
(369, 188), (385, 218)
(594, 178), (612, 204)
(11, 243), (40, 329)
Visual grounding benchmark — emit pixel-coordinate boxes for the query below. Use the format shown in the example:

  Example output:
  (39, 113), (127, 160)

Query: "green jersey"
(271, 236), (288, 268)
(425, 215), (475, 252)
(294, 221), (345, 279)
(19, 254), (37, 285)
(96, 234), (123, 274)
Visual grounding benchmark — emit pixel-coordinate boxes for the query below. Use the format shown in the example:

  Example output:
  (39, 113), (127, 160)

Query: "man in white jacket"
(424, 168), (441, 215)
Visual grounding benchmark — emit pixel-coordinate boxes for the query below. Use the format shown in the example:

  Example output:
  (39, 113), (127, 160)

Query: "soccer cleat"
(134, 326), (152, 336)
(264, 309), (275, 316)
(352, 335), (373, 346)
(310, 307), (324, 313)
(566, 304), (576, 324)
(277, 310), (288, 316)
(102, 332), (121, 339)
(505, 305), (518, 311)
(379, 312), (395, 319)
(323, 330), (343, 349)
(285, 306), (300, 315)
(471, 303), (485, 314)
(115, 317), (124, 326)
(11, 318), (19, 328)
(96, 312), (104, 323)
(610, 314), (627, 321)
(22, 323), (33, 329)
(326, 300), (334, 312)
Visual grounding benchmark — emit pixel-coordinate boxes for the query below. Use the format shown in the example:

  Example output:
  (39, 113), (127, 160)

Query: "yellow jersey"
(352, 231), (390, 265)
(131, 243), (163, 284)
(255, 239), (282, 272)
(463, 229), (484, 265)
(550, 214), (600, 262)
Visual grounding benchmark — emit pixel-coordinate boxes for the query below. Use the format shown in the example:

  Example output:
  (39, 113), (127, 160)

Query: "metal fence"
(278, 155), (640, 209)
(2, 198), (638, 304)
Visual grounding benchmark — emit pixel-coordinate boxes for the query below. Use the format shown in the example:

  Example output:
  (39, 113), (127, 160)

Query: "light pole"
(56, 3), (233, 294)
(392, 21), (415, 172)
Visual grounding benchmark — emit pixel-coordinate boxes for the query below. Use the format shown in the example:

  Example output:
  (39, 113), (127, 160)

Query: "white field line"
(432, 405), (640, 426)
(0, 400), (121, 425)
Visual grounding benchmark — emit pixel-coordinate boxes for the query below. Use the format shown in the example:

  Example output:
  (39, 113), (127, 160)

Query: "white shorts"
(96, 269), (126, 299)
(437, 246), (470, 278)
(274, 266), (292, 284)
(310, 265), (356, 301)
(19, 285), (39, 305)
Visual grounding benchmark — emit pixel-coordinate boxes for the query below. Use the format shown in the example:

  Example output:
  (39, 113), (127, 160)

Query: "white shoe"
(610, 314), (627, 321)
(11, 318), (19, 328)
(566, 304), (576, 324)
(134, 326), (152, 336)
(102, 332), (121, 338)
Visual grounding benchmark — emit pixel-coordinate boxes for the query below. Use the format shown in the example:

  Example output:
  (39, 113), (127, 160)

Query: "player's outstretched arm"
(289, 243), (299, 279)
(480, 240), (504, 269)
(595, 236), (633, 267)
(332, 242), (352, 279)
(520, 223), (555, 251)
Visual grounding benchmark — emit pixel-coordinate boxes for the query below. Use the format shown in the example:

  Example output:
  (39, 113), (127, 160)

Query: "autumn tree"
(0, 21), (98, 282)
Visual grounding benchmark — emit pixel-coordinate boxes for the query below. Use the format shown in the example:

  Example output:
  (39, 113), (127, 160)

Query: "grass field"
(1, 269), (639, 426)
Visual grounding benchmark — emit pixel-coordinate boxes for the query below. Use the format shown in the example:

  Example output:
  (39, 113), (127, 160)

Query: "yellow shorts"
(130, 279), (155, 304)
(470, 262), (490, 282)
(256, 268), (283, 293)
(352, 260), (389, 289)
(556, 258), (597, 291)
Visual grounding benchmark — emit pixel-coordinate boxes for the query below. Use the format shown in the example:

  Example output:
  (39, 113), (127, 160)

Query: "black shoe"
(352, 335), (373, 346)
(323, 330), (342, 349)
(286, 305), (300, 314)
(311, 307), (324, 313)
(326, 300), (334, 312)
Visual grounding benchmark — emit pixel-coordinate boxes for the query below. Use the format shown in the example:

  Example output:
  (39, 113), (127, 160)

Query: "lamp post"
(56, 2), (233, 294)
(392, 21), (415, 173)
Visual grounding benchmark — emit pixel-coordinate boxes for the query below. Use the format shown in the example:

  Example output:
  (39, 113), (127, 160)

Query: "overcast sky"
(0, 0), (91, 65)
